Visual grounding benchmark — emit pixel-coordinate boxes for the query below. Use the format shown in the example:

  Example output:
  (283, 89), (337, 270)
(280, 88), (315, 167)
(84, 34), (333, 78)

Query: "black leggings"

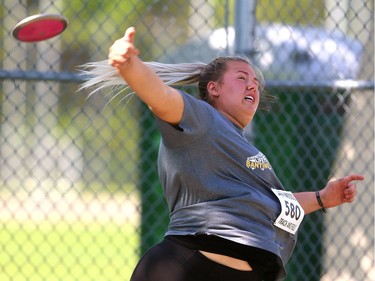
(130, 238), (262, 281)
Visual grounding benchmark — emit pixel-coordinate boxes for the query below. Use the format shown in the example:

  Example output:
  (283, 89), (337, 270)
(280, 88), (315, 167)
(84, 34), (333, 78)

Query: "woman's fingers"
(124, 26), (136, 43)
(343, 183), (357, 202)
(343, 174), (365, 183)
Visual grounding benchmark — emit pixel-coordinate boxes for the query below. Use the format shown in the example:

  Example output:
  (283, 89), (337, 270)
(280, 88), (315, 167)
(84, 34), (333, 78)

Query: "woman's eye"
(238, 77), (246, 81)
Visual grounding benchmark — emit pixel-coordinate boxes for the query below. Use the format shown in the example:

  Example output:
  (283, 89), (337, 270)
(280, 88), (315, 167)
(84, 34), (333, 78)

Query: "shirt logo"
(246, 152), (272, 171)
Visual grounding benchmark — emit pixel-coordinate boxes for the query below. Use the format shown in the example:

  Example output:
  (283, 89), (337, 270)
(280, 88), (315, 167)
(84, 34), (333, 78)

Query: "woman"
(81, 27), (364, 281)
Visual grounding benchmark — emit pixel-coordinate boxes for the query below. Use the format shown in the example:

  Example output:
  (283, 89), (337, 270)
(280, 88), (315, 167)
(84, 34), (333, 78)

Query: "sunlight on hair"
(79, 60), (206, 101)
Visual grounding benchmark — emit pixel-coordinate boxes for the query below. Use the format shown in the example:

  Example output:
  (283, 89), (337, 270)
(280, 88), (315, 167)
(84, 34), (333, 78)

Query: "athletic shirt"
(155, 92), (298, 280)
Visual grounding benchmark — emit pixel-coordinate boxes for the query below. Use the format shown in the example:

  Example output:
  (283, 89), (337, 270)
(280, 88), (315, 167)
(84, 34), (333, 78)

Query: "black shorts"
(130, 238), (262, 281)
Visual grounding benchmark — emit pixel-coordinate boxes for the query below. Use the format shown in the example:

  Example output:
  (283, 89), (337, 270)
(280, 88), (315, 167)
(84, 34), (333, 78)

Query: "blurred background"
(0, 0), (373, 280)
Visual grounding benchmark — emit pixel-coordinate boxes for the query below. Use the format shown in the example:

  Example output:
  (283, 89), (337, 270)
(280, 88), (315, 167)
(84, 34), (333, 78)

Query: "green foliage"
(62, 1), (141, 43)
(257, 0), (325, 25)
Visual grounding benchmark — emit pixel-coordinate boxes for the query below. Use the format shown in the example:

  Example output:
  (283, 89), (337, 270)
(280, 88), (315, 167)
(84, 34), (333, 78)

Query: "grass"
(0, 177), (141, 281)
(0, 218), (140, 281)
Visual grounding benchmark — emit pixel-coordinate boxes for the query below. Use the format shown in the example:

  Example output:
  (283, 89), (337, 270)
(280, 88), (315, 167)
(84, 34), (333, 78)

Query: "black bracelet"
(316, 191), (327, 213)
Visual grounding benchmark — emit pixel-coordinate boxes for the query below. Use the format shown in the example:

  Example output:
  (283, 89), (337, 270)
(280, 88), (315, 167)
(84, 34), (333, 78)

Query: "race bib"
(271, 189), (305, 235)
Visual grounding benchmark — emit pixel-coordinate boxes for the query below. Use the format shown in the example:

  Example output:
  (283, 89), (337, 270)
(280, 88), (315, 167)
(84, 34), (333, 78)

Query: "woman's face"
(208, 60), (260, 128)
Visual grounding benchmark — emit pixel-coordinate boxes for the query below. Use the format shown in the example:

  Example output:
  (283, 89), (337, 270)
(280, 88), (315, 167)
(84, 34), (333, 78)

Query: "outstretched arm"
(293, 174), (364, 214)
(108, 27), (184, 125)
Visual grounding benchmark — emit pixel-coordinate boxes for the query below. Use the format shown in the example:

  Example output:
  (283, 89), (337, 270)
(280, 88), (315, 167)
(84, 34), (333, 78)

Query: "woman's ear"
(207, 81), (219, 97)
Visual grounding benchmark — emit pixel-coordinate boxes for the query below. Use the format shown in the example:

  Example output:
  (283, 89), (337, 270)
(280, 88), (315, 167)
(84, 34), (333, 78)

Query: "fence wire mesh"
(0, 1), (374, 281)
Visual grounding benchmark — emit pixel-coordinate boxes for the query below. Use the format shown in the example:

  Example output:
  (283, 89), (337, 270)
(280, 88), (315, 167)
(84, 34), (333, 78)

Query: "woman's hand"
(319, 174), (364, 208)
(294, 174), (364, 214)
(108, 27), (140, 68)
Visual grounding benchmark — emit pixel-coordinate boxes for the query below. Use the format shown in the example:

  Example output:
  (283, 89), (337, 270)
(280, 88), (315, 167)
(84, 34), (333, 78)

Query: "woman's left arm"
(293, 174), (364, 214)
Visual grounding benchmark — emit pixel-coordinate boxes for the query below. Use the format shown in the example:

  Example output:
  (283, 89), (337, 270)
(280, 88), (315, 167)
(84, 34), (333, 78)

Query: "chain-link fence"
(0, 1), (374, 280)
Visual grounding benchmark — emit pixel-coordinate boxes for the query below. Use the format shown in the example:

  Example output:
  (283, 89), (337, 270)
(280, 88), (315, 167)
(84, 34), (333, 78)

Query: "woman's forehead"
(226, 61), (256, 76)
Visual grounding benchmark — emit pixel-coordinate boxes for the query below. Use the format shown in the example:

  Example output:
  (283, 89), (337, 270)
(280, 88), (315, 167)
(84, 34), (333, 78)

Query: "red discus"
(12, 14), (68, 43)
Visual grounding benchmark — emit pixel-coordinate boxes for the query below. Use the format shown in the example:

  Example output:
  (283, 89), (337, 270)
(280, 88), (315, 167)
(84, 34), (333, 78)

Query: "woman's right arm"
(108, 27), (184, 125)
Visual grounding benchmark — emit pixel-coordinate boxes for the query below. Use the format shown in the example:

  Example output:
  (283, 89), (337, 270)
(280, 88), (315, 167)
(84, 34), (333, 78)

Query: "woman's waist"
(198, 250), (253, 271)
(166, 235), (281, 277)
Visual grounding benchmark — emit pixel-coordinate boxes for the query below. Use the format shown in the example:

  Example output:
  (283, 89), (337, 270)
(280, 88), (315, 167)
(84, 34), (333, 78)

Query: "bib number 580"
(284, 201), (302, 220)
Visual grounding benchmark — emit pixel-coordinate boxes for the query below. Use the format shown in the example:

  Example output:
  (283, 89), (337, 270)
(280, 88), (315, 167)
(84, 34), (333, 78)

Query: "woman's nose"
(246, 84), (258, 95)
(246, 84), (254, 90)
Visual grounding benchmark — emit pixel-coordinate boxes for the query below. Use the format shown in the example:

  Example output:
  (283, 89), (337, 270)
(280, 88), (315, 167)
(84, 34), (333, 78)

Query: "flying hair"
(79, 60), (207, 97)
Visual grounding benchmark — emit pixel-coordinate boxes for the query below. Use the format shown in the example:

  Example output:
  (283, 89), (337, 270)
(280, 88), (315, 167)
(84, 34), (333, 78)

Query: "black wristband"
(316, 191), (327, 213)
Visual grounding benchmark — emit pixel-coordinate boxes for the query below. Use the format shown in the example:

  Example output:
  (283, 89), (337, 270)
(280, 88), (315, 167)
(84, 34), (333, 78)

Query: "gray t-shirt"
(156, 92), (298, 279)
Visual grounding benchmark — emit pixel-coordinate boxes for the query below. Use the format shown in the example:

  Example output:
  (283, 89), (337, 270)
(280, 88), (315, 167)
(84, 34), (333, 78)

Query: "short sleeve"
(155, 91), (214, 148)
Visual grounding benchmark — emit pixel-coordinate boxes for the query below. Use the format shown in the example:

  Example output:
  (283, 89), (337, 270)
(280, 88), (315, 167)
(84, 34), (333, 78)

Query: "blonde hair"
(79, 60), (206, 95)
(79, 57), (274, 110)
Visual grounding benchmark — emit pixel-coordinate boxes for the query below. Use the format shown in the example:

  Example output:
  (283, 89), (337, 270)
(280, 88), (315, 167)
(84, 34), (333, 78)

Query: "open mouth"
(244, 95), (255, 102)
